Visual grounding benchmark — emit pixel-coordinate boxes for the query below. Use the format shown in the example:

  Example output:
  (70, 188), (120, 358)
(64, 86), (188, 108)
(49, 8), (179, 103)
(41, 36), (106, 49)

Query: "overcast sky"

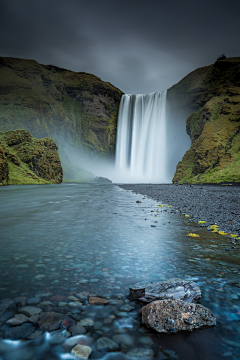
(0, 0), (239, 94)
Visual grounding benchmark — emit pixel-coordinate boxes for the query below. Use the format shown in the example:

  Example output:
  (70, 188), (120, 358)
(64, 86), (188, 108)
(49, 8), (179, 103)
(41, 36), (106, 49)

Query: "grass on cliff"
(173, 87), (240, 184)
(7, 161), (52, 185)
(0, 57), (122, 181)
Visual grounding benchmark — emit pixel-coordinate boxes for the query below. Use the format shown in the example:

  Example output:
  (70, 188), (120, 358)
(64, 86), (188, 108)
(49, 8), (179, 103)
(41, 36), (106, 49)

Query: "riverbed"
(0, 183), (240, 360)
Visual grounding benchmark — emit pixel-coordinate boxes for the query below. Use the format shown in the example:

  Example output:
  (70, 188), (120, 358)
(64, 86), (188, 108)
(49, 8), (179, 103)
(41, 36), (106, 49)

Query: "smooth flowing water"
(115, 92), (167, 183)
(0, 184), (240, 360)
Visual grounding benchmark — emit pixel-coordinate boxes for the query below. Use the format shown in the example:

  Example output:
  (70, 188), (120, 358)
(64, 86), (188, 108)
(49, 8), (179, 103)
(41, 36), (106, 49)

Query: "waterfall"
(115, 91), (167, 183)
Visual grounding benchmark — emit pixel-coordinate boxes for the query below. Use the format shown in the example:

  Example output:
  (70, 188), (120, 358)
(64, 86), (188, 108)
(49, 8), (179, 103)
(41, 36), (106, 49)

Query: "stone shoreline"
(118, 183), (240, 236)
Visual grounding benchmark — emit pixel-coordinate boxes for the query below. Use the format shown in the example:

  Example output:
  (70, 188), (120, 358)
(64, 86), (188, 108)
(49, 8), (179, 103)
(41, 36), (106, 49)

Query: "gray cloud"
(0, 0), (239, 93)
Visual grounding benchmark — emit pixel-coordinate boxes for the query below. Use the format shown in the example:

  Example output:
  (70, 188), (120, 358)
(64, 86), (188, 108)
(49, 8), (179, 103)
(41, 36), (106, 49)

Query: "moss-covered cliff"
(0, 129), (63, 185)
(0, 57), (123, 181)
(168, 57), (240, 184)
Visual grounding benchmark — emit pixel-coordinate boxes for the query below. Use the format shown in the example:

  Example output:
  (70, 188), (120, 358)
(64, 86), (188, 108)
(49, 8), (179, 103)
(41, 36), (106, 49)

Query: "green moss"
(0, 57), (123, 181)
(0, 129), (63, 185)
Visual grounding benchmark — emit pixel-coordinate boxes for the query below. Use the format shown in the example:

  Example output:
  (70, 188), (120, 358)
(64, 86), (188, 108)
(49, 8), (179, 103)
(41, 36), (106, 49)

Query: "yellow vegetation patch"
(198, 221), (206, 224)
(165, 205), (172, 208)
(218, 231), (229, 236)
(187, 233), (200, 238)
(209, 225), (219, 229)
(230, 234), (238, 238)
(185, 215), (190, 218)
(157, 205), (164, 207)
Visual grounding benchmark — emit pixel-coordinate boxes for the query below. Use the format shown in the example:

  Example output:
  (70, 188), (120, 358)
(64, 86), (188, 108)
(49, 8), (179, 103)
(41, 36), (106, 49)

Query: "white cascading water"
(115, 91), (167, 183)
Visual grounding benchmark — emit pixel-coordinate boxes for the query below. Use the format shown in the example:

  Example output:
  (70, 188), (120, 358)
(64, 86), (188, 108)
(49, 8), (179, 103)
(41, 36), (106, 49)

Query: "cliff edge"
(0, 57), (123, 181)
(168, 57), (240, 183)
(0, 129), (63, 185)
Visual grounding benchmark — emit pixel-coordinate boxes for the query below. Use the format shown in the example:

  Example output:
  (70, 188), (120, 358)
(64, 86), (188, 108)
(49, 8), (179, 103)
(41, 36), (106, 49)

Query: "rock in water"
(129, 279), (201, 303)
(71, 344), (92, 359)
(142, 299), (216, 333)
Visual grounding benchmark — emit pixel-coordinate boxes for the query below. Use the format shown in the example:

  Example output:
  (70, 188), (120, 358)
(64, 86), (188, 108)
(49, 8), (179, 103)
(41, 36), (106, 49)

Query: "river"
(0, 184), (239, 359)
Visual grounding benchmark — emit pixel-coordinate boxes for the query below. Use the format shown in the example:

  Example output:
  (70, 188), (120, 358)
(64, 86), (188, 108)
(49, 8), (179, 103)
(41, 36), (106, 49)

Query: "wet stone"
(5, 324), (34, 340)
(78, 318), (94, 327)
(49, 295), (67, 301)
(129, 279), (201, 303)
(6, 313), (28, 326)
(120, 303), (135, 312)
(71, 344), (92, 359)
(96, 337), (119, 351)
(27, 330), (43, 340)
(28, 314), (39, 324)
(38, 301), (54, 307)
(13, 296), (27, 306)
(37, 312), (74, 332)
(89, 297), (109, 305)
(19, 306), (42, 317)
(112, 334), (134, 347)
(27, 297), (41, 305)
(69, 325), (87, 335)
(126, 347), (155, 359)
(68, 301), (83, 307)
(142, 299), (216, 333)
(49, 329), (71, 344)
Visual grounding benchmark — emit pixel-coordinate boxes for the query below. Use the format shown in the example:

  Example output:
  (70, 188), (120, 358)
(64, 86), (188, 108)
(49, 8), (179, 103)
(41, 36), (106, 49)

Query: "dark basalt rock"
(142, 299), (216, 333)
(5, 325), (35, 340)
(129, 279), (201, 303)
(37, 312), (75, 332)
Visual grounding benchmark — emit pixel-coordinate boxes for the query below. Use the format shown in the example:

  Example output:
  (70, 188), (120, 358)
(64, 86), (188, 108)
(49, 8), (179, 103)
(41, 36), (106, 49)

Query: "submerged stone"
(142, 299), (216, 333)
(89, 297), (109, 305)
(6, 313), (28, 326)
(126, 347), (155, 359)
(37, 312), (74, 332)
(5, 325), (35, 340)
(71, 344), (92, 359)
(96, 337), (119, 351)
(129, 279), (201, 303)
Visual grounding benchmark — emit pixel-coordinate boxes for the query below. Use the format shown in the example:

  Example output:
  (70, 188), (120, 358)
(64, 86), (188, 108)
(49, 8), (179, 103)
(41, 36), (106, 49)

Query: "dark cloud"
(0, 0), (240, 93)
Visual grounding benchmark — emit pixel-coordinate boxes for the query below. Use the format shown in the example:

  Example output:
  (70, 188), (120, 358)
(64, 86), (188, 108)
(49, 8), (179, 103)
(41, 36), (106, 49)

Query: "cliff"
(168, 57), (240, 183)
(0, 129), (63, 185)
(0, 57), (123, 181)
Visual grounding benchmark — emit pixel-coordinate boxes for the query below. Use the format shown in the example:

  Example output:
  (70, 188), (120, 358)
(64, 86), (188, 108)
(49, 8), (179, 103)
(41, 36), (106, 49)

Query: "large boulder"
(142, 299), (216, 333)
(129, 279), (201, 303)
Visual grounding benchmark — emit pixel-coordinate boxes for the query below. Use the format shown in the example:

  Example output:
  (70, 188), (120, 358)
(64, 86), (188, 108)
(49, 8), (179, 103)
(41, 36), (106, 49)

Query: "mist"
(57, 91), (191, 184)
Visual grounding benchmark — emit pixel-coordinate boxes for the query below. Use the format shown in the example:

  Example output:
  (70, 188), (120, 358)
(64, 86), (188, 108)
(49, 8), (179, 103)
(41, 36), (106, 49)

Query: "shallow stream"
(0, 184), (240, 359)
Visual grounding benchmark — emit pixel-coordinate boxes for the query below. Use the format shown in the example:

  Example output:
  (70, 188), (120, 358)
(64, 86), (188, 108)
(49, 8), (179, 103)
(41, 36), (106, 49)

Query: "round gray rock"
(130, 279), (201, 303)
(142, 299), (216, 333)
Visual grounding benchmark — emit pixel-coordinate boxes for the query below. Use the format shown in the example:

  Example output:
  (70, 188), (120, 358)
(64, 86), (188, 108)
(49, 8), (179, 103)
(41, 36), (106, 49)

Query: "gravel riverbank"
(119, 184), (240, 236)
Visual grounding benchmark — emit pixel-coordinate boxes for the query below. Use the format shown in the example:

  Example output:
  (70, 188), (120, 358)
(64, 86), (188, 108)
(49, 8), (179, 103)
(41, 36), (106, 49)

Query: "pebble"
(19, 306), (42, 316)
(69, 325), (86, 335)
(5, 324), (35, 340)
(126, 347), (155, 359)
(71, 344), (92, 359)
(6, 313), (28, 325)
(96, 337), (119, 351)
(77, 318), (94, 327)
(89, 297), (109, 305)
(27, 297), (41, 305)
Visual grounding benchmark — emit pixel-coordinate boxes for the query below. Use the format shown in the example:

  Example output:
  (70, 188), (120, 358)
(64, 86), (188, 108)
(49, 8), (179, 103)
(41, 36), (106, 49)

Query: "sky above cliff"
(1, 0), (239, 94)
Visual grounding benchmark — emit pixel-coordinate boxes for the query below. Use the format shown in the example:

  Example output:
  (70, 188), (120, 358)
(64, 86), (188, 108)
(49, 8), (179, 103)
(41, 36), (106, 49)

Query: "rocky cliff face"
(0, 57), (123, 181)
(168, 57), (240, 183)
(0, 129), (63, 185)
